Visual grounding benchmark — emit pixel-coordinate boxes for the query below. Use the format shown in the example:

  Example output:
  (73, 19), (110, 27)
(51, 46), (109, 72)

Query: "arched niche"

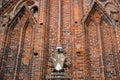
(18, 22), (33, 80)
(100, 18), (118, 78)
(85, 21), (101, 79)
(4, 20), (21, 80)
(83, 2), (119, 79)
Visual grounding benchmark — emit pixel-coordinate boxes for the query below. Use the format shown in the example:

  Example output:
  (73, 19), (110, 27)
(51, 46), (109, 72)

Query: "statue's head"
(56, 43), (63, 53)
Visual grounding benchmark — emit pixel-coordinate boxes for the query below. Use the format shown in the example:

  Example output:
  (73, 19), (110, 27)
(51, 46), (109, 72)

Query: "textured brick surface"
(0, 0), (120, 80)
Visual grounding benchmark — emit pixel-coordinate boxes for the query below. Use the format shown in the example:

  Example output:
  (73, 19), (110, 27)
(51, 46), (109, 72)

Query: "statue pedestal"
(46, 72), (71, 79)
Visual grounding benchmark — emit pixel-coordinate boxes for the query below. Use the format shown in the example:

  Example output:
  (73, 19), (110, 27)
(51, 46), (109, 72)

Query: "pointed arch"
(3, 18), (21, 80)
(18, 21), (34, 80)
(83, 2), (119, 79)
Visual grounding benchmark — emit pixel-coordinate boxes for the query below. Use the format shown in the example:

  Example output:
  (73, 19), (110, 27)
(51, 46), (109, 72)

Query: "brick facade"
(0, 0), (120, 80)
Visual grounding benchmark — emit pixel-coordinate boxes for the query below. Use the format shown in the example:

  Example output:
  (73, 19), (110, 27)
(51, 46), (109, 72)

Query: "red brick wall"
(0, 0), (120, 80)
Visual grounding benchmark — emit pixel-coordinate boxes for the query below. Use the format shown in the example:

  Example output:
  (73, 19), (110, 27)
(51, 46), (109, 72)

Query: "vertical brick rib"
(58, 0), (62, 43)
(96, 20), (105, 80)
(13, 18), (24, 80)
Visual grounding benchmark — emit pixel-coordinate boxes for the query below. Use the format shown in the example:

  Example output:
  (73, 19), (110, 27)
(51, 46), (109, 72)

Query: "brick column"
(72, 0), (86, 80)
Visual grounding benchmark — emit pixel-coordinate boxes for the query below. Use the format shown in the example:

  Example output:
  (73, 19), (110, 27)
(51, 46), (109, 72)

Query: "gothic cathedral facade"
(0, 0), (120, 80)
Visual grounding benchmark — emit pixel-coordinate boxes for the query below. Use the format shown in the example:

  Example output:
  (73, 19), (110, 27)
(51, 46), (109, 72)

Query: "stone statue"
(51, 45), (66, 71)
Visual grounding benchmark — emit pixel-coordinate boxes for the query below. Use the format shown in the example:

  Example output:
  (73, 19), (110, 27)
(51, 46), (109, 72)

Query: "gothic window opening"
(31, 6), (38, 14)
(30, 5), (38, 21)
